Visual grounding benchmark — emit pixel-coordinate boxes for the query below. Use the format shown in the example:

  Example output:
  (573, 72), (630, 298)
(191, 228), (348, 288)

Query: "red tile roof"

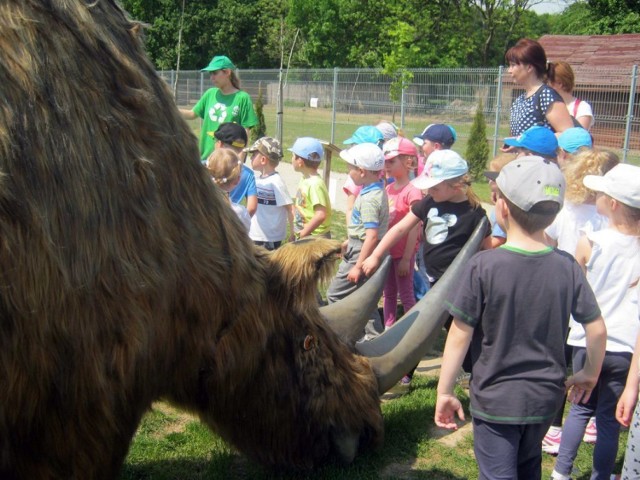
(539, 34), (640, 69)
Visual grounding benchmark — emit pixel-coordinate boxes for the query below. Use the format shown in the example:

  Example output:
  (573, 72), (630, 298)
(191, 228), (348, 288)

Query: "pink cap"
(382, 137), (418, 160)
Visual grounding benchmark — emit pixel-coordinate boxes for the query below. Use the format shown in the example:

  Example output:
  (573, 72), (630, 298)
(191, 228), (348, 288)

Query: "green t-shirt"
(193, 88), (258, 159)
(294, 175), (332, 235)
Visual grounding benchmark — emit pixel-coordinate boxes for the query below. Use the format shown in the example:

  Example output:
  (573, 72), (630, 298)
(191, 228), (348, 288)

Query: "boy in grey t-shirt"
(435, 156), (607, 479)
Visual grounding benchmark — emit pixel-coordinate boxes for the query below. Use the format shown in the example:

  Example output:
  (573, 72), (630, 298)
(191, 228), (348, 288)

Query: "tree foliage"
(120, 0), (638, 72)
(251, 84), (267, 143)
(465, 101), (490, 181)
(550, 0), (640, 34)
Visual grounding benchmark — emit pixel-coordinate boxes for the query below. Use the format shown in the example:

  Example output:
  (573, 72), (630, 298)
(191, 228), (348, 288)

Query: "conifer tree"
(251, 83), (267, 143)
(465, 100), (490, 180)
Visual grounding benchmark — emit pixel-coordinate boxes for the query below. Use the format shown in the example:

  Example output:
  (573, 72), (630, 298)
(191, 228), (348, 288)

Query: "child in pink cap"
(380, 138), (423, 328)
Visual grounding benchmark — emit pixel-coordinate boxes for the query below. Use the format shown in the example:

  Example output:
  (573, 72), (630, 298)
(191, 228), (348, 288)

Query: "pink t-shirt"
(386, 182), (423, 259)
(342, 176), (363, 197)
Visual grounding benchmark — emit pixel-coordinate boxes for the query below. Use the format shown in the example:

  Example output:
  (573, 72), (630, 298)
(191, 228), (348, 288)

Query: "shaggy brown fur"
(0, 1), (382, 478)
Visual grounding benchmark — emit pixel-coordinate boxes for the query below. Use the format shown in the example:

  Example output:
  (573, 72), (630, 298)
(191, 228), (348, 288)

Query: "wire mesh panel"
(168, 67), (640, 163)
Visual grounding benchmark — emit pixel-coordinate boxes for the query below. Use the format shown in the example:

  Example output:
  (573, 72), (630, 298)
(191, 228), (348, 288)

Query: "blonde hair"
(445, 173), (482, 209)
(206, 149), (242, 187)
(487, 152), (517, 172)
(564, 148), (619, 204)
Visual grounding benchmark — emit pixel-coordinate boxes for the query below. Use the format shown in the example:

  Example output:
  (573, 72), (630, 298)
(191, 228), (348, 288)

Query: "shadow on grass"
(121, 374), (474, 479)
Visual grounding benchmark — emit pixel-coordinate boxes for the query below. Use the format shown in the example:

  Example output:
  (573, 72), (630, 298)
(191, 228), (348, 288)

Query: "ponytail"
(446, 173), (482, 209)
(229, 70), (241, 90)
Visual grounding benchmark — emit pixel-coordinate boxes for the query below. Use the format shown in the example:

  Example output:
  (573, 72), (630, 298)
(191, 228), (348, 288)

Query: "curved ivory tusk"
(320, 256), (391, 345)
(358, 218), (488, 394)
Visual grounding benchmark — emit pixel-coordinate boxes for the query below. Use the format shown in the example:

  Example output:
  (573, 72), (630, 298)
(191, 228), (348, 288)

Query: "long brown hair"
(229, 70), (241, 90)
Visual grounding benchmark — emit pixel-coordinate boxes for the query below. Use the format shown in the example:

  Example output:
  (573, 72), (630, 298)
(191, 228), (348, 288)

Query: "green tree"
(551, 0), (640, 34)
(465, 100), (490, 180)
(251, 84), (267, 143)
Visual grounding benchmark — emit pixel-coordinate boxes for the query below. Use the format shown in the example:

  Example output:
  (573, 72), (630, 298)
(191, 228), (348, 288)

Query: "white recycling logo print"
(208, 103), (228, 122)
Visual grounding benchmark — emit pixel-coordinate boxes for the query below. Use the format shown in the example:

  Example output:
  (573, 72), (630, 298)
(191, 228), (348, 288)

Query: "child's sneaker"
(583, 417), (597, 444)
(542, 427), (562, 455)
(400, 375), (412, 385)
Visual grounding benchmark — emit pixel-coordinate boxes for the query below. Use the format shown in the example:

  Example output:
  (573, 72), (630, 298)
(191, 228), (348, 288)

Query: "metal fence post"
(622, 65), (638, 163)
(200, 72), (204, 99)
(400, 72), (406, 130)
(331, 67), (338, 145)
(492, 66), (504, 157)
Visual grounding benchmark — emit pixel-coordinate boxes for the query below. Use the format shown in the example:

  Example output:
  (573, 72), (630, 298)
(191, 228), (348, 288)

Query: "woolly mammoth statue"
(0, 0), (487, 478)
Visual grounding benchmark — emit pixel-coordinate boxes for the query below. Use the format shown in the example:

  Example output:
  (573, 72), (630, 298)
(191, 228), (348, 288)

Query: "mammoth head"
(193, 239), (383, 469)
(191, 220), (487, 470)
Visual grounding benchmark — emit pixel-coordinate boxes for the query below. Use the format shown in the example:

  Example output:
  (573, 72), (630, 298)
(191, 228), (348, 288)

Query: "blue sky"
(531, 0), (568, 14)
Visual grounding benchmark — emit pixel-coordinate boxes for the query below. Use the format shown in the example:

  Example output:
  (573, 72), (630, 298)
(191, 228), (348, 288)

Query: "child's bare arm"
(617, 330), (640, 427)
(246, 194), (258, 217)
(566, 316), (606, 404)
(435, 318), (473, 430)
(398, 223), (420, 276)
(348, 228), (378, 283)
(298, 205), (327, 238)
(178, 108), (197, 120)
(574, 235), (593, 274)
(286, 204), (295, 242)
(362, 211), (420, 276)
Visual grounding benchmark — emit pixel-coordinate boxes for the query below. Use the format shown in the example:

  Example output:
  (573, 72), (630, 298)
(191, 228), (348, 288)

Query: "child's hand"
(361, 256), (380, 277)
(565, 369), (598, 404)
(434, 393), (465, 430)
(397, 258), (411, 276)
(347, 265), (362, 283)
(616, 386), (639, 427)
(340, 240), (348, 256)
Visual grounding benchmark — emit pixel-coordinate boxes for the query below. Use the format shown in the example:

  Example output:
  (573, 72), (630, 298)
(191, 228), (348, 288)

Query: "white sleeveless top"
(568, 228), (640, 353)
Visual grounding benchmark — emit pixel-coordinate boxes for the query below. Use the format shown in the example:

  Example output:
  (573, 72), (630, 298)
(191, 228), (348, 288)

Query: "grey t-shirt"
(446, 245), (601, 424)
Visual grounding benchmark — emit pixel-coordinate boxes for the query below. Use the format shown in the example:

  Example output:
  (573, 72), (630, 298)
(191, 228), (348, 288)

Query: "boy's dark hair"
(516, 147), (556, 162)
(295, 154), (321, 170)
(498, 189), (560, 234)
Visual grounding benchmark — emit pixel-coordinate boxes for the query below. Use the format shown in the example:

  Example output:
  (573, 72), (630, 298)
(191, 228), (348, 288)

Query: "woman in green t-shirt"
(179, 55), (258, 160)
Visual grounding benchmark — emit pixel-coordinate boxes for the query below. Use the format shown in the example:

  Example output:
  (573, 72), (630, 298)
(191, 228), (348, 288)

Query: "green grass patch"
(122, 374), (627, 479)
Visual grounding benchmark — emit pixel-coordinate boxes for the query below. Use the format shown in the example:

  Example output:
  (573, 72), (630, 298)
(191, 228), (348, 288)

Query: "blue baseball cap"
(504, 126), (558, 157)
(289, 137), (324, 162)
(414, 124), (456, 148)
(344, 126), (384, 146)
(558, 127), (593, 153)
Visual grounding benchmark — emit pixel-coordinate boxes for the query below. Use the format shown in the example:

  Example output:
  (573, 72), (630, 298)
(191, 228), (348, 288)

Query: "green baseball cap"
(201, 55), (236, 72)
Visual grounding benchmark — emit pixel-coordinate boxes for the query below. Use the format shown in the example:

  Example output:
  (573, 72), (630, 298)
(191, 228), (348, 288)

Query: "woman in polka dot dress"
(505, 38), (574, 137)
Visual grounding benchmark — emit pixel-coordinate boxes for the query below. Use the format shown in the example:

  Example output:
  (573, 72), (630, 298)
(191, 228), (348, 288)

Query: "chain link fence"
(162, 66), (640, 163)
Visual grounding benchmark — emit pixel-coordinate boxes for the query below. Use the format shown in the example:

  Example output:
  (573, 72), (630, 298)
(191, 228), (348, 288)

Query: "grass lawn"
(121, 375), (628, 479)
(120, 209), (628, 479)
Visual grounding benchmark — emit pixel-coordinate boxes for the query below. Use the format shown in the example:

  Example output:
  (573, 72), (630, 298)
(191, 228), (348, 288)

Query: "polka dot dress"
(509, 85), (563, 136)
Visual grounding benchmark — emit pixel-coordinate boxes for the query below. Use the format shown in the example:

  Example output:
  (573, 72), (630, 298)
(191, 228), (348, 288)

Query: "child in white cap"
(552, 163), (640, 480)
(326, 143), (389, 340)
(362, 150), (489, 383)
(542, 148), (619, 455)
